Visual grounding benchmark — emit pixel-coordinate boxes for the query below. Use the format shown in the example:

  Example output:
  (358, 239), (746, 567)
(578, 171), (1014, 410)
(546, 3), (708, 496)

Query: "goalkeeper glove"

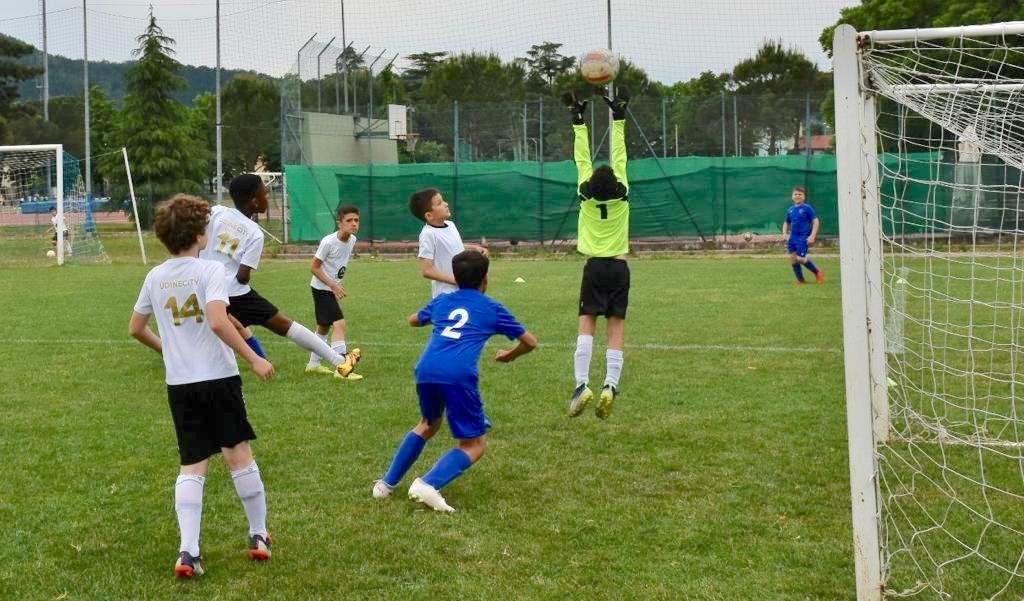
(562, 91), (588, 125)
(602, 87), (630, 120)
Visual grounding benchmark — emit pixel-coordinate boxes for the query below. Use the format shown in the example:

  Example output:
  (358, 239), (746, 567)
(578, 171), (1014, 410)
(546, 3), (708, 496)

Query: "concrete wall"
(300, 112), (398, 165)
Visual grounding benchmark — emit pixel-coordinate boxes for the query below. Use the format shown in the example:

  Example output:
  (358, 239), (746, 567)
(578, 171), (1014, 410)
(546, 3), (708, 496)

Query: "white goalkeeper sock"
(287, 322), (343, 366)
(175, 474), (205, 557)
(331, 340), (348, 356)
(308, 334), (329, 367)
(605, 349), (624, 387)
(231, 462), (268, 537)
(574, 335), (593, 386)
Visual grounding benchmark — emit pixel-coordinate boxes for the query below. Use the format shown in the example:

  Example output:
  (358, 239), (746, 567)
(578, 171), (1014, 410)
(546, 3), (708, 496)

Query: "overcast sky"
(0, 0), (860, 83)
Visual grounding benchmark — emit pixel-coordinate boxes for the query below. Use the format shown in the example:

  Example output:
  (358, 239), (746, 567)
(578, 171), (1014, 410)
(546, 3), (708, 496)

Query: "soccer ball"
(742, 232), (754, 242)
(46, 250), (56, 258)
(580, 49), (619, 85)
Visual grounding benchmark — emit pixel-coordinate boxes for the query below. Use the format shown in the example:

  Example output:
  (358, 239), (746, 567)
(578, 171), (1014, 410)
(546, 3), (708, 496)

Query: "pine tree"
(120, 11), (209, 214)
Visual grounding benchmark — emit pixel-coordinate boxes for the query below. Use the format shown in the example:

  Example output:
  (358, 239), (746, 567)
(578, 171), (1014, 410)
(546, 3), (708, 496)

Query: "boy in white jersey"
(201, 174), (361, 379)
(305, 204), (360, 375)
(129, 194), (275, 579)
(409, 187), (487, 298)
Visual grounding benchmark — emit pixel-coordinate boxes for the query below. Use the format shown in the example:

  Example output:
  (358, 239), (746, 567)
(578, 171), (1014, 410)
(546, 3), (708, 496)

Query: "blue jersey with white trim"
(414, 289), (526, 386)
(786, 203), (817, 239)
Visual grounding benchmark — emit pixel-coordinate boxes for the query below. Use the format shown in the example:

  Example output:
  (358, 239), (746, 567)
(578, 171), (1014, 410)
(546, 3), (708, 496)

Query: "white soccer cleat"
(372, 480), (393, 499)
(408, 477), (455, 513)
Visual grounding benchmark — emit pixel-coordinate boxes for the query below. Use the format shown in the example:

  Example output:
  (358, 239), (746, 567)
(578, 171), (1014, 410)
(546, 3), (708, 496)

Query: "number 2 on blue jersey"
(441, 308), (469, 339)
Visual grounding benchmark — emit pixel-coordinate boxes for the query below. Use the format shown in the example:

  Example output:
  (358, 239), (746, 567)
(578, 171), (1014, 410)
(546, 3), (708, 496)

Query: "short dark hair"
(409, 188), (440, 221)
(452, 249), (489, 290)
(228, 174), (264, 209)
(154, 194), (210, 254)
(588, 166), (620, 200)
(337, 204), (360, 219)
(792, 185), (807, 195)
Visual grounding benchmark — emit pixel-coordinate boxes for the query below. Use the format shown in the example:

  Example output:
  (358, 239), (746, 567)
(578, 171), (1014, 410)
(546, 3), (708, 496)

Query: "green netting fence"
(284, 153), (945, 244)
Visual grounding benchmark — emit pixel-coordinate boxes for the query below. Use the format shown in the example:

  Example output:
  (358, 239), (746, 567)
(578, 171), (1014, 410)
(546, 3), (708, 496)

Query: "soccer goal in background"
(834, 22), (1024, 600)
(0, 144), (113, 265)
(247, 170), (289, 245)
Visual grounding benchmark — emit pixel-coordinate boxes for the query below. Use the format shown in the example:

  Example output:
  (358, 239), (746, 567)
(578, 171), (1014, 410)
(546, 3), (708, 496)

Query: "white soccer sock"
(574, 335), (594, 386)
(308, 334), (329, 367)
(231, 462), (268, 537)
(605, 349), (624, 387)
(287, 322), (344, 366)
(175, 474), (205, 556)
(331, 340), (348, 356)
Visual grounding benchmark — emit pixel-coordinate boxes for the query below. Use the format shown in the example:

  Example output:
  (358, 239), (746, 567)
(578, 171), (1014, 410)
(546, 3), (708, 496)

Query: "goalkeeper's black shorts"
(578, 257), (630, 318)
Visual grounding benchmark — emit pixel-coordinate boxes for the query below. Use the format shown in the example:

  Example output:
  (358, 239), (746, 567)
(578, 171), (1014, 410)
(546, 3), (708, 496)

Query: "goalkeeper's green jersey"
(574, 120), (629, 257)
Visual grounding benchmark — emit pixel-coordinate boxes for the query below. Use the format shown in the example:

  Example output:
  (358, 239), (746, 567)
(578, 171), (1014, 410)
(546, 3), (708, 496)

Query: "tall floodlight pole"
(83, 0), (91, 195)
(297, 34), (317, 114)
(216, 0), (223, 203)
(317, 36), (337, 113)
(341, 0), (348, 113)
(606, 0), (613, 154)
(41, 0), (49, 121)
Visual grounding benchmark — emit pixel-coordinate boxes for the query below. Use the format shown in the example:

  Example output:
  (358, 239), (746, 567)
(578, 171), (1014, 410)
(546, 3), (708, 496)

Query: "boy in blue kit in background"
(372, 250), (537, 513)
(782, 186), (824, 285)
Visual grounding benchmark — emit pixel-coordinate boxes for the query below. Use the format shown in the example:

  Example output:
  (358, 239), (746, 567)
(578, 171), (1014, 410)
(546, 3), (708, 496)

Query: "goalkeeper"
(561, 88), (631, 420)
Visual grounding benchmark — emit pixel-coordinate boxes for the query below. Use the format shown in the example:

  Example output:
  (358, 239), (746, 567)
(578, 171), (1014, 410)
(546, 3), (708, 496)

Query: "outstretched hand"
(601, 87), (630, 120)
(562, 91), (588, 125)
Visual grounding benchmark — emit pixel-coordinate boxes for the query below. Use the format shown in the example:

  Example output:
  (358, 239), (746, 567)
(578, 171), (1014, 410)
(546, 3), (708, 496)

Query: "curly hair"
(409, 187), (441, 222)
(154, 194), (211, 254)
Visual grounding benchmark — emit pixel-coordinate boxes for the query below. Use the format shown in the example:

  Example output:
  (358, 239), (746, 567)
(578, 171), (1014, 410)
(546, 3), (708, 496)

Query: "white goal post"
(0, 144), (114, 265)
(835, 21), (1024, 600)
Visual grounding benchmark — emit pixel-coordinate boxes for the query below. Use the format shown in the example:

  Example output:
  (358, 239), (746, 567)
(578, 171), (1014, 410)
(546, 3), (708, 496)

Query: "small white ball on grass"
(46, 250), (56, 258)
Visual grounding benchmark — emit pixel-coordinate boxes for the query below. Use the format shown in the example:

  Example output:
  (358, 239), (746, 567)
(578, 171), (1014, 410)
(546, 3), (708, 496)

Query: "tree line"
(0, 0), (1020, 222)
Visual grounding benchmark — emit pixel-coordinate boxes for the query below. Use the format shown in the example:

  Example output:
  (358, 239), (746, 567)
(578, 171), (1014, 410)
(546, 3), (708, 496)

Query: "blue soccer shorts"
(787, 237), (809, 258)
(416, 382), (492, 439)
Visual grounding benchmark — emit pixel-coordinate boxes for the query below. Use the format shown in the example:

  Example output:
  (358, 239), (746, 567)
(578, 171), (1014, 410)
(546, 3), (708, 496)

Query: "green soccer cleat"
(305, 364), (334, 376)
(596, 384), (618, 420)
(568, 383), (593, 417)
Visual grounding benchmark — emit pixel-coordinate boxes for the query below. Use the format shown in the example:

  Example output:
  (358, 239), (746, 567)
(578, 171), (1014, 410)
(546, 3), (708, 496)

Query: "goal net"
(835, 23), (1024, 600)
(0, 145), (108, 265)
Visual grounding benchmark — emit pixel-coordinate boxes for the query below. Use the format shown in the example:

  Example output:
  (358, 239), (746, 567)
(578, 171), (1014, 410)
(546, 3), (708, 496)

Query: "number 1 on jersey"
(598, 204), (608, 219)
(441, 308), (469, 339)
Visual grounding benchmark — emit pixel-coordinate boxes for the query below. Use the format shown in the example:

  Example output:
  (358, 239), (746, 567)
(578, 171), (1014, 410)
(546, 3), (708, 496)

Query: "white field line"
(1, 338), (841, 354)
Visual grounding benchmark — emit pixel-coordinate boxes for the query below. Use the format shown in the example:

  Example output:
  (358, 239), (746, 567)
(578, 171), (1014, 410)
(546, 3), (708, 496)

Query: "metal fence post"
(538, 96), (544, 242)
(453, 100), (459, 212)
(662, 97), (667, 158)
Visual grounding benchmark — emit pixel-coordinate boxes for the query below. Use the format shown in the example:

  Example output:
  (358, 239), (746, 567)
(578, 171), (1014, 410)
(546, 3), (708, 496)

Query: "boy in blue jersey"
(372, 250), (538, 513)
(782, 186), (824, 285)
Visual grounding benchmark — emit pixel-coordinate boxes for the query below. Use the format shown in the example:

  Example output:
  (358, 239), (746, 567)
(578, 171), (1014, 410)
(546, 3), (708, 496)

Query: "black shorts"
(579, 257), (630, 318)
(167, 375), (256, 465)
(311, 287), (344, 326)
(228, 289), (279, 327)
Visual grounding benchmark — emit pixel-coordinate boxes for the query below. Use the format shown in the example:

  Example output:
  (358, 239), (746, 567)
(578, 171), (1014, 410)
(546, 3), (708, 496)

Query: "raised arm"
(563, 92), (593, 186)
(603, 88), (630, 191)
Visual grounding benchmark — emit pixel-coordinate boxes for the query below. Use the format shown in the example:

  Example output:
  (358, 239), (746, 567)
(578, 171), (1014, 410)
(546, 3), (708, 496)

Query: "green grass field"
(0, 231), (858, 599)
